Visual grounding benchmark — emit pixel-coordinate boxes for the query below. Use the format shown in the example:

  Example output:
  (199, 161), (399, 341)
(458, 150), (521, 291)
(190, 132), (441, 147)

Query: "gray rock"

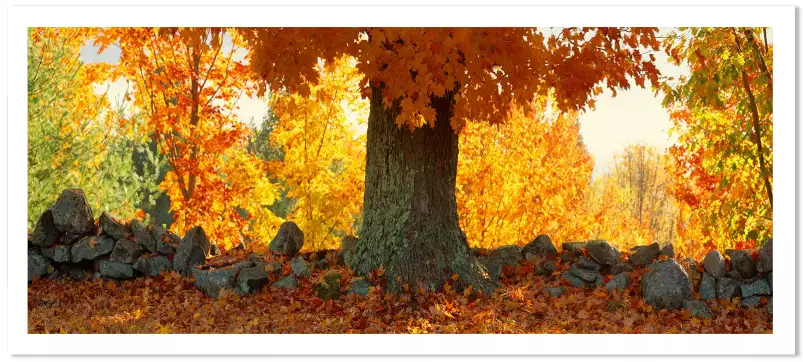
(133, 255), (172, 276)
(192, 266), (238, 298)
(273, 274), (299, 289)
(725, 269), (743, 282)
(561, 241), (587, 253)
(544, 286), (565, 297)
(69, 268), (88, 281)
(312, 272), (342, 300)
(156, 230), (180, 256)
(757, 238), (772, 273)
(535, 260), (557, 276)
(768, 297), (773, 315)
(131, 219), (156, 253)
(642, 259), (692, 309)
(605, 272), (632, 292)
(348, 279), (371, 296)
(561, 270), (600, 289)
(715, 277), (742, 300)
(741, 295), (762, 308)
(741, 278), (771, 299)
(291, 256), (310, 278)
(522, 234), (557, 262)
(610, 263), (634, 275)
(489, 245), (523, 266)
(109, 238), (145, 264)
(237, 266), (270, 295)
(629, 243), (660, 267)
(50, 189), (95, 242)
(269, 221), (304, 257)
(31, 210), (61, 247)
(264, 261), (283, 279)
(768, 272), (772, 291)
(71, 235), (116, 262)
(28, 250), (50, 282)
(341, 235), (358, 266)
(661, 244), (675, 258)
(586, 240), (620, 266)
(99, 212), (128, 241)
(576, 256), (602, 271)
(683, 299), (713, 319)
(41, 244), (71, 263)
(703, 250), (726, 279)
(700, 272), (717, 301)
(98, 260), (135, 279)
(173, 226), (211, 276)
(569, 266), (600, 282)
(727, 249), (757, 279)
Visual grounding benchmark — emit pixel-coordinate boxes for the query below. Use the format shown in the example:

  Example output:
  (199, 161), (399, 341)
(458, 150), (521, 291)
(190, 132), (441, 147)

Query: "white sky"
(80, 29), (691, 178)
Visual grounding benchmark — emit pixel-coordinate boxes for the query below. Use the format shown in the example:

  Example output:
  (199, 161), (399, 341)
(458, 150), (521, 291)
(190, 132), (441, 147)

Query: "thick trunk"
(350, 86), (496, 295)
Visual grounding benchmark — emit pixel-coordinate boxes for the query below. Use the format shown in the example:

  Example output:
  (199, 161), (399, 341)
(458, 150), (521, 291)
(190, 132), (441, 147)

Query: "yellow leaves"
(158, 324), (172, 334)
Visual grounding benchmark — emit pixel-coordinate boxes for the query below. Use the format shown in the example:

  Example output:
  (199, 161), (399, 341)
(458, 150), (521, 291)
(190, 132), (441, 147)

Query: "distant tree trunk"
(350, 86), (496, 294)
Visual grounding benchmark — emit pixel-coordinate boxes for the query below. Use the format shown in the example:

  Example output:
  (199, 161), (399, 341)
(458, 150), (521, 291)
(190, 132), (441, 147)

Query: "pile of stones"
(28, 188), (370, 300)
(474, 235), (773, 318)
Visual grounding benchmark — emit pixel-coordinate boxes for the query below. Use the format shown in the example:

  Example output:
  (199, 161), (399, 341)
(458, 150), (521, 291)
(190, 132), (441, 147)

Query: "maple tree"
(243, 28), (662, 293)
(660, 27), (772, 250)
(27, 28), (157, 226)
(93, 28), (283, 249)
(457, 101), (594, 249)
(268, 55), (368, 250)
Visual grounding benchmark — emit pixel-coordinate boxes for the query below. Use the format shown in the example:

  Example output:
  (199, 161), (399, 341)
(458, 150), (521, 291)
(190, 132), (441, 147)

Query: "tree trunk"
(350, 86), (497, 295)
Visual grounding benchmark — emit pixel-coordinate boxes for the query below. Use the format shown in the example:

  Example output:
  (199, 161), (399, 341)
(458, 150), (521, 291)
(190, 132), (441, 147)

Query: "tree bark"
(350, 86), (497, 295)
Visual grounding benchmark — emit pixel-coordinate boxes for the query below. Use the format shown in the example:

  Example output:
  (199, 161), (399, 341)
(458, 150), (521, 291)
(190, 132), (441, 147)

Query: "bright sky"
(80, 28), (691, 178)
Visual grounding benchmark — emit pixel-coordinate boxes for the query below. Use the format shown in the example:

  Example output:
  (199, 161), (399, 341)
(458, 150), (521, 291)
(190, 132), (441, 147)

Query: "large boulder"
(642, 259), (692, 310)
(31, 210), (61, 247)
(726, 249), (757, 279)
(586, 240), (620, 266)
(131, 219), (156, 253)
(99, 212), (128, 241)
(98, 260), (135, 279)
(629, 243), (660, 267)
(192, 266), (238, 299)
(702, 250), (726, 279)
(71, 235), (116, 262)
(269, 221), (304, 257)
(757, 238), (773, 273)
(50, 189), (95, 242)
(109, 238), (145, 264)
(41, 244), (71, 263)
(237, 266), (270, 295)
(133, 255), (172, 276)
(28, 250), (50, 282)
(173, 226), (211, 276)
(522, 234), (557, 263)
(700, 272), (716, 301)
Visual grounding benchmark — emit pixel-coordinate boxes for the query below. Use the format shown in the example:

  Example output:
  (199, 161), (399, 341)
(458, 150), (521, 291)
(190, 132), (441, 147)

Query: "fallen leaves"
(28, 261), (772, 334)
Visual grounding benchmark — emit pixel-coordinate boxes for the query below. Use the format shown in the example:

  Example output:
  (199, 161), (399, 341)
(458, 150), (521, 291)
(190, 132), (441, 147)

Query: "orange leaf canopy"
(243, 27), (661, 130)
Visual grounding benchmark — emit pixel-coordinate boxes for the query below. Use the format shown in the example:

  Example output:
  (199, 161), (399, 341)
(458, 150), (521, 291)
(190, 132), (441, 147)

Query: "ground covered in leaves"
(28, 254), (772, 334)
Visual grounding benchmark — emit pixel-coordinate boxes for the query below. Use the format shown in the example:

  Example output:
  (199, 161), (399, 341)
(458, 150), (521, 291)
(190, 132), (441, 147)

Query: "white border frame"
(5, 3), (795, 356)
